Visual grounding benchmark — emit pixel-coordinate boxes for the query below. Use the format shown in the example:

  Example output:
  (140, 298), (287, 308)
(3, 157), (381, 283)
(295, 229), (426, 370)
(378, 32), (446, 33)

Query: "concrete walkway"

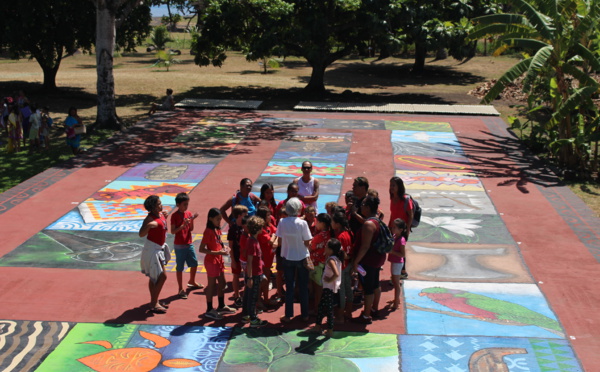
(0, 109), (597, 371)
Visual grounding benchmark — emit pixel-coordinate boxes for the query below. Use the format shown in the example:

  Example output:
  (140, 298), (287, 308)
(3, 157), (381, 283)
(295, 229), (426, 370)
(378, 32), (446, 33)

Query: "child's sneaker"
(217, 305), (236, 314)
(241, 315), (251, 324)
(233, 297), (243, 308)
(250, 318), (267, 327)
(205, 309), (223, 320)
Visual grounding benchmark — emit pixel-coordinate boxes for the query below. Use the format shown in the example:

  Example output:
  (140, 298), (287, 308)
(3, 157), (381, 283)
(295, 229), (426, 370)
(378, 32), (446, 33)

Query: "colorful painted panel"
(405, 281), (565, 339)
(406, 242), (532, 283)
(262, 162), (345, 179)
(393, 141), (465, 157)
(217, 328), (398, 372)
(0, 230), (151, 270)
(394, 155), (472, 171)
(86, 181), (197, 205)
(278, 140), (351, 153)
(78, 203), (174, 224)
(392, 131), (460, 146)
(271, 151), (348, 164)
(414, 190), (497, 214)
(47, 209), (144, 232)
(145, 148), (229, 164)
(0, 320), (72, 372)
(322, 119), (386, 130)
(254, 117), (324, 128)
(118, 163), (214, 183)
(288, 132), (352, 143)
(410, 213), (512, 244)
(399, 335), (582, 372)
(36, 323), (232, 372)
(385, 120), (453, 132)
(253, 177), (343, 196)
(396, 171), (483, 191)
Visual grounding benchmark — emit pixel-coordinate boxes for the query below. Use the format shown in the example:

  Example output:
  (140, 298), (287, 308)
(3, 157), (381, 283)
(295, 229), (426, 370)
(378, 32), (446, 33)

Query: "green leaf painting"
(411, 214), (512, 244)
(219, 329), (398, 371)
(385, 121), (453, 132)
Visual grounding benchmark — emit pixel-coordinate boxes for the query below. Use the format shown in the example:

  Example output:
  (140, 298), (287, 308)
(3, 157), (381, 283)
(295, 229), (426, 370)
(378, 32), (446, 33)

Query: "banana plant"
(469, 0), (600, 173)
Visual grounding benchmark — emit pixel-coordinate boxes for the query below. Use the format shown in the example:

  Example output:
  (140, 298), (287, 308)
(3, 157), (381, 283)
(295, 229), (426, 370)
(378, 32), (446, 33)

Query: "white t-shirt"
(276, 217), (312, 261)
(296, 176), (317, 210)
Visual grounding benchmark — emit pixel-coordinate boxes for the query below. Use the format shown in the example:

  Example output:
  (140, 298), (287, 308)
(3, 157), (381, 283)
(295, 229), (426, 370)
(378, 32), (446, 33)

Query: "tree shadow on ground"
(0, 81), (97, 113)
(459, 130), (562, 192)
(314, 61), (487, 90)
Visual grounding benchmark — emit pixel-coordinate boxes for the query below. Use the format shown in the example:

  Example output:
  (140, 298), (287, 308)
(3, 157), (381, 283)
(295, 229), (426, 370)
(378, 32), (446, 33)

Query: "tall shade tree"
(470, 0), (600, 172)
(191, 0), (377, 93)
(0, 1), (96, 90)
(92, 0), (151, 130)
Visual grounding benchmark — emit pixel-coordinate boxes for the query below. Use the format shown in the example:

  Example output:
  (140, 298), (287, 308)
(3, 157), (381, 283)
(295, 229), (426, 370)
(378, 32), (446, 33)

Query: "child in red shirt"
(243, 216), (268, 327)
(227, 205), (249, 307)
(199, 208), (236, 320)
(309, 213), (333, 314)
(257, 206), (278, 306)
(170, 193), (203, 300)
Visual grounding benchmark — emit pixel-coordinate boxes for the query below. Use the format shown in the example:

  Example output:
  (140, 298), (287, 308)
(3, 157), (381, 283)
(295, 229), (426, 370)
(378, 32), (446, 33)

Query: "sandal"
(159, 301), (169, 309)
(150, 306), (167, 314)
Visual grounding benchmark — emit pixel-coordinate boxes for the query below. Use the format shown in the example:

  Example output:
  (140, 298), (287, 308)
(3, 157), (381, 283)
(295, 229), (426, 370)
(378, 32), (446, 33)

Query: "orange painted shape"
(162, 358), (202, 368)
(139, 330), (170, 348)
(80, 340), (113, 349)
(77, 348), (161, 372)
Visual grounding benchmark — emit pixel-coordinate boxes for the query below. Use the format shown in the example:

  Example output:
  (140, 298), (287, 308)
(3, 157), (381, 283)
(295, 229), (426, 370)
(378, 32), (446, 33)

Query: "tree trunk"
(305, 61), (327, 93)
(41, 64), (59, 91)
(95, 1), (122, 130)
(412, 41), (427, 74)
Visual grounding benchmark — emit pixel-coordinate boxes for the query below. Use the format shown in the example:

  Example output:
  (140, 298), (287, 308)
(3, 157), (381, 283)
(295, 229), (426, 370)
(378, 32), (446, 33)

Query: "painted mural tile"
(391, 130), (460, 146)
(0, 320), (73, 372)
(399, 335), (582, 372)
(86, 181), (197, 205)
(144, 148), (229, 164)
(405, 242), (532, 283)
(118, 163), (214, 183)
(410, 213), (512, 244)
(396, 170), (484, 192)
(217, 328), (398, 372)
(271, 151), (348, 164)
(278, 140), (351, 153)
(394, 155), (472, 171)
(253, 117), (324, 128)
(0, 230), (152, 270)
(405, 281), (565, 339)
(262, 162), (345, 179)
(36, 323), (232, 372)
(252, 177), (343, 196)
(412, 190), (497, 214)
(393, 141), (465, 157)
(385, 120), (453, 132)
(322, 119), (386, 130)
(77, 203), (174, 224)
(288, 132), (352, 143)
(47, 209), (143, 232)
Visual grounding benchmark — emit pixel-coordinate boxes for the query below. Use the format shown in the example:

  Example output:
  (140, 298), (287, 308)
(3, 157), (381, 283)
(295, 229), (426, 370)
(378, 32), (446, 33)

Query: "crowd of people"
(1, 90), (87, 155)
(139, 162), (416, 336)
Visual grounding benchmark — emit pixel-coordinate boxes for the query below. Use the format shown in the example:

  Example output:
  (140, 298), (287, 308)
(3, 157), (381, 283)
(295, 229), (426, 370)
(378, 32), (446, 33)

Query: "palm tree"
(470, 0), (600, 172)
(150, 26), (174, 50)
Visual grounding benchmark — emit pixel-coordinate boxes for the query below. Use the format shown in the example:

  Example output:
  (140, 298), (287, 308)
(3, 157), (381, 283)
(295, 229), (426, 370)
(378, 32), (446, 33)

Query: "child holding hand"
(243, 216), (268, 327)
(388, 219), (407, 310)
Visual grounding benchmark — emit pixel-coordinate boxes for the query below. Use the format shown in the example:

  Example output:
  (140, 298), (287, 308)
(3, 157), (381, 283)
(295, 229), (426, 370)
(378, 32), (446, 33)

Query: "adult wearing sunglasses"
(294, 161), (320, 213)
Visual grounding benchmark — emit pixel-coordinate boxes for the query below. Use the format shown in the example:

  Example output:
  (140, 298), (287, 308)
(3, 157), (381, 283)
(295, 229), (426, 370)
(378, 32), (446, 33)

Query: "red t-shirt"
(240, 232), (249, 263)
(246, 236), (263, 277)
(389, 196), (413, 227)
(147, 214), (167, 246)
(257, 225), (275, 267)
(310, 230), (330, 264)
(354, 219), (386, 268)
(201, 228), (224, 266)
(336, 230), (353, 269)
(171, 210), (193, 245)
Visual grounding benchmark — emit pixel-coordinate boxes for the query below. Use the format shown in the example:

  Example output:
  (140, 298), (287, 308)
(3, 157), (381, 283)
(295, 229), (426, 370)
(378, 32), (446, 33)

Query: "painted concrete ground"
(0, 110), (598, 371)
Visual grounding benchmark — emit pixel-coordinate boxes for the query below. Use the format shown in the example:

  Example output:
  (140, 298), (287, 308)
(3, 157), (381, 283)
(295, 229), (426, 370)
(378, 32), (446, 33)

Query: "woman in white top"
(276, 197), (312, 322)
(294, 161), (320, 212)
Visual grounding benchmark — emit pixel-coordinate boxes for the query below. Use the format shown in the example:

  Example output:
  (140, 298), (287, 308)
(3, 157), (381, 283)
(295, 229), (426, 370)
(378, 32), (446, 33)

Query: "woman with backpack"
(352, 195), (386, 324)
(220, 178), (261, 225)
(388, 176), (414, 279)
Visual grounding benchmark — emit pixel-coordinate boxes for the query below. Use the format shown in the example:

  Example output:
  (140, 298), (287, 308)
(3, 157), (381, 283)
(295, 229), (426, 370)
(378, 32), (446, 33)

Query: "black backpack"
(404, 195), (422, 227)
(367, 217), (394, 254)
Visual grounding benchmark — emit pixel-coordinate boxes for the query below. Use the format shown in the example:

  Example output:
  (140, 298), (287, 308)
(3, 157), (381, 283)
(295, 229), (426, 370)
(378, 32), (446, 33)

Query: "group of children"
(2, 91), (53, 154)
(139, 185), (408, 335)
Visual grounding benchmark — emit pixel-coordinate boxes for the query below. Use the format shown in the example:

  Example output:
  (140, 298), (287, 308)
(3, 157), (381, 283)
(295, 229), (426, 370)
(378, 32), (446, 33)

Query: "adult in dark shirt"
(348, 177), (369, 234)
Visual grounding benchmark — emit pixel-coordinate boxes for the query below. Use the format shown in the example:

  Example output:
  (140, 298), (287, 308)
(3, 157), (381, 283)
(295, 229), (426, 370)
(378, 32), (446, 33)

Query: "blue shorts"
(174, 244), (198, 272)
